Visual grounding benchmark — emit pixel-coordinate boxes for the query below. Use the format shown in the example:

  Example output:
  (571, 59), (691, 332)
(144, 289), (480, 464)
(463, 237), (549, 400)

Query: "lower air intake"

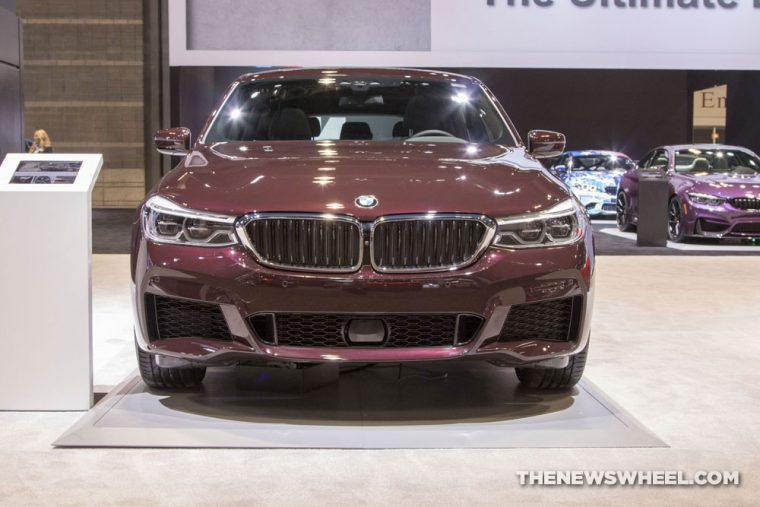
(498, 296), (582, 342)
(249, 313), (484, 348)
(146, 294), (232, 342)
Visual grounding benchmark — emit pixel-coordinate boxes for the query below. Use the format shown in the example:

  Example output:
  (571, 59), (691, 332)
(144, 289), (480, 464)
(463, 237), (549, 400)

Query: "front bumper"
(573, 192), (616, 218)
(685, 201), (760, 238)
(132, 224), (595, 367)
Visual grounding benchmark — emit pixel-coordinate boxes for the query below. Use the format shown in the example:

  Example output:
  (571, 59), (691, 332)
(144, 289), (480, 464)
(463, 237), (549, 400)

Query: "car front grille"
(604, 185), (617, 195)
(371, 216), (493, 272)
(498, 296), (582, 343)
(731, 222), (760, 234)
(146, 294), (232, 342)
(602, 203), (616, 212)
(730, 198), (760, 210)
(249, 313), (484, 348)
(242, 215), (362, 272)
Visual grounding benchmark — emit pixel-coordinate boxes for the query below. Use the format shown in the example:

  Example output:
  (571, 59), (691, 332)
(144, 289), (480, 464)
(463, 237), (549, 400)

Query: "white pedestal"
(0, 154), (103, 410)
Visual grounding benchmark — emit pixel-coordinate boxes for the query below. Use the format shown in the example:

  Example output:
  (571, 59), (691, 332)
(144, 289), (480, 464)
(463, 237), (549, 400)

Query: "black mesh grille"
(372, 217), (488, 271)
(498, 297), (581, 343)
(602, 203), (616, 212)
(261, 313), (482, 348)
(147, 295), (232, 342)
(245, 217), (361, 271)
(277, 314), (348, 347)
(730, 198), (760, 210)
(383, 314), (457, 347)
(731, 222), (760, 234)
(604, 186), (617, 195)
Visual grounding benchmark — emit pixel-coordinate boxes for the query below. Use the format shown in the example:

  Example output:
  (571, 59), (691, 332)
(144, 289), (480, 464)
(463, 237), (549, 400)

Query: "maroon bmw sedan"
(132, 68), (595, 391)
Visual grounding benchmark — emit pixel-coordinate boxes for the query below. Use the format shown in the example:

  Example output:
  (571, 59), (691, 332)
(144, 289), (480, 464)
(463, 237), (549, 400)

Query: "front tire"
(667, 196), (687, 243)
(616, 192), (635, 232)
(515, 340), (589, 390)
(136, 342), (206, 390)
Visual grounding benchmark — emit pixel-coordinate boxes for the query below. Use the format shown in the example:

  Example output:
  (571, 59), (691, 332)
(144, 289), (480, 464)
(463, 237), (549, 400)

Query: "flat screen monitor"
(10, 160), (82, 184)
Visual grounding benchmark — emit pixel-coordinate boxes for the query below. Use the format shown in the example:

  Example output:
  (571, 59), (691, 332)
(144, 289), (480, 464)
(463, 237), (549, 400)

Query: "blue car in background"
(550, 150), (635, 218)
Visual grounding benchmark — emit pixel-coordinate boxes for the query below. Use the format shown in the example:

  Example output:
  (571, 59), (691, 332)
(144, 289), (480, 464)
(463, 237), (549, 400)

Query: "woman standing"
(28, 129), (53, 153)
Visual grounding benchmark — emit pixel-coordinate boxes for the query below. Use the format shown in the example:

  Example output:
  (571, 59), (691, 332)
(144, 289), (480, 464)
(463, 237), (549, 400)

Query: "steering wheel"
(407, 129), (458, 139)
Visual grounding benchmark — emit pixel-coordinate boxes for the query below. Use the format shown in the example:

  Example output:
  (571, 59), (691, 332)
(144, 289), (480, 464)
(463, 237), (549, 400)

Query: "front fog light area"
(143, 195), (238, 246)
(494, 199), (583, 248)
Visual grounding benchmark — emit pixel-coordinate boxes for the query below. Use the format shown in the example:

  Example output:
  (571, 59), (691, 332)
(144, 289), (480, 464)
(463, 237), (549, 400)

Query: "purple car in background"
(617, 144), (760, 242)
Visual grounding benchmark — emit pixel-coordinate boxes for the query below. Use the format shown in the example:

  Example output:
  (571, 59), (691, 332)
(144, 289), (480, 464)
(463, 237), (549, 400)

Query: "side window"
(651, 150), (669, 168)
(638, 151), (655, 169)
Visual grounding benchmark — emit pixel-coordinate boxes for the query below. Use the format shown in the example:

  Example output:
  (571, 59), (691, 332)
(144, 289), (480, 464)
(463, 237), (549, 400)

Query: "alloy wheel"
(616, 192), (629, 230)
(668, 199), (681, 240)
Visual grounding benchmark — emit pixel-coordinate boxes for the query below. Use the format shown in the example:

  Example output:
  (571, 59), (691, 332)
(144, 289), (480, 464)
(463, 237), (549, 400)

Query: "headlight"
(493, 199), (584, 248)
(687, 192), (726, 206)
(143, 195), (238, 246)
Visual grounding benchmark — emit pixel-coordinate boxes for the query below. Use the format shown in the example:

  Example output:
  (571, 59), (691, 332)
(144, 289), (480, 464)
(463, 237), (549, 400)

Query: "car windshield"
(571, 154), (633, 172)
(674, 149), (760, 175)
(203, 77), (516, 145)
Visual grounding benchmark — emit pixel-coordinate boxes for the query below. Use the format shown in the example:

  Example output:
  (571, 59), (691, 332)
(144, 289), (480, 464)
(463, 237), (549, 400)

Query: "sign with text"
(10, 160), (82, 184)
(169, 0), (760, 69)
(692, 84), (727, 143)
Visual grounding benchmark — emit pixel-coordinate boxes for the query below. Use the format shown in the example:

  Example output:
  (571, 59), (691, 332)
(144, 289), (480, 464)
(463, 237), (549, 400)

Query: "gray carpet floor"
(2, 255), (758, 506)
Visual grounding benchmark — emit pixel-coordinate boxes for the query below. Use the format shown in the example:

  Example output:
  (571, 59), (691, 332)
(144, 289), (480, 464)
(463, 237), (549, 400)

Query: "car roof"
(233, 67), (480, 85)
(658, 144), (752, 152)
(563, 150), (630, 158)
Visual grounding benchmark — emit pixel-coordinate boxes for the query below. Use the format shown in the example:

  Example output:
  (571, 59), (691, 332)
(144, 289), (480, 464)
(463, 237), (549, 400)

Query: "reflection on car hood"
(686, 172), (760, 199)
(156, 141), (572, 219)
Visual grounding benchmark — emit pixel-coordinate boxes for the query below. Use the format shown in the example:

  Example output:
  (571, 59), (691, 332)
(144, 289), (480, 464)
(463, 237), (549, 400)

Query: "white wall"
(169, 0), (760, 70)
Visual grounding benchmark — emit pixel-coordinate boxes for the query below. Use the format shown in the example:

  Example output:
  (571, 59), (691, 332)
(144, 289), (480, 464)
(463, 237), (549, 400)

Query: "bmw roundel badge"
(355, 195), (378, 208)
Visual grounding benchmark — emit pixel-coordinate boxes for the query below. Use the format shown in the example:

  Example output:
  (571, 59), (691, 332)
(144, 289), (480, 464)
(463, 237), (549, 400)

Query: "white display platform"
(55, 363), (666, 449)
(0, 153), (103, 410)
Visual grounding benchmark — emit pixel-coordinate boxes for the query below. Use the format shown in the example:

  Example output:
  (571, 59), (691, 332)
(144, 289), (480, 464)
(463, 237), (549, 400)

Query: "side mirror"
(527, 130), (566, 159)
(155, 127), (191, 156)
(553, 164), (568, 177)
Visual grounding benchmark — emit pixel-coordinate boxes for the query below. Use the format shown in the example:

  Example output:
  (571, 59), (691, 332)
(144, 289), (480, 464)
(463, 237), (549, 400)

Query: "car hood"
(685, 172), (760, 199)
(157, 141), (572, 220)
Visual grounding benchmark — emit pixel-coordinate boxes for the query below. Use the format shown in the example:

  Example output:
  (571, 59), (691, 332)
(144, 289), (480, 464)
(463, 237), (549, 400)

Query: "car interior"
(204, 79), (511, 144)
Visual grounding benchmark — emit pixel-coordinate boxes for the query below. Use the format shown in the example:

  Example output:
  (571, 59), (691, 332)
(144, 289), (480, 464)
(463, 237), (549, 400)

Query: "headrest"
(340, 122), (373, 140)
(392, 121), (406, 138)
(403, 95), (466, 138)
(692, 158), (710, 172)
(308, 117), (321, 138)
(268, 108), (312, 140)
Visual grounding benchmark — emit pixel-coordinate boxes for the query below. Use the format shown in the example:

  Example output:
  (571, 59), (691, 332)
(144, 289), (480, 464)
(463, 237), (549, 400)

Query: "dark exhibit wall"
(442, 68), (690, 160)
(0, 2), (22, 161)
(170, 66), (760, 162)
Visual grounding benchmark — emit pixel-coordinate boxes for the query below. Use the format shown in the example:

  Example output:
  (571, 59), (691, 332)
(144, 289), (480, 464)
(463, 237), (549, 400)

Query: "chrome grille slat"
(239, 213), (495, 274)
(240, 214), (363, 272)
(371, 214), (495, 273)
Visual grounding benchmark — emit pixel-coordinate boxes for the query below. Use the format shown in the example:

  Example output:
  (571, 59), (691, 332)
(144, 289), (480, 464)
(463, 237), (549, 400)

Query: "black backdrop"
(171, 67), (760, 161)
